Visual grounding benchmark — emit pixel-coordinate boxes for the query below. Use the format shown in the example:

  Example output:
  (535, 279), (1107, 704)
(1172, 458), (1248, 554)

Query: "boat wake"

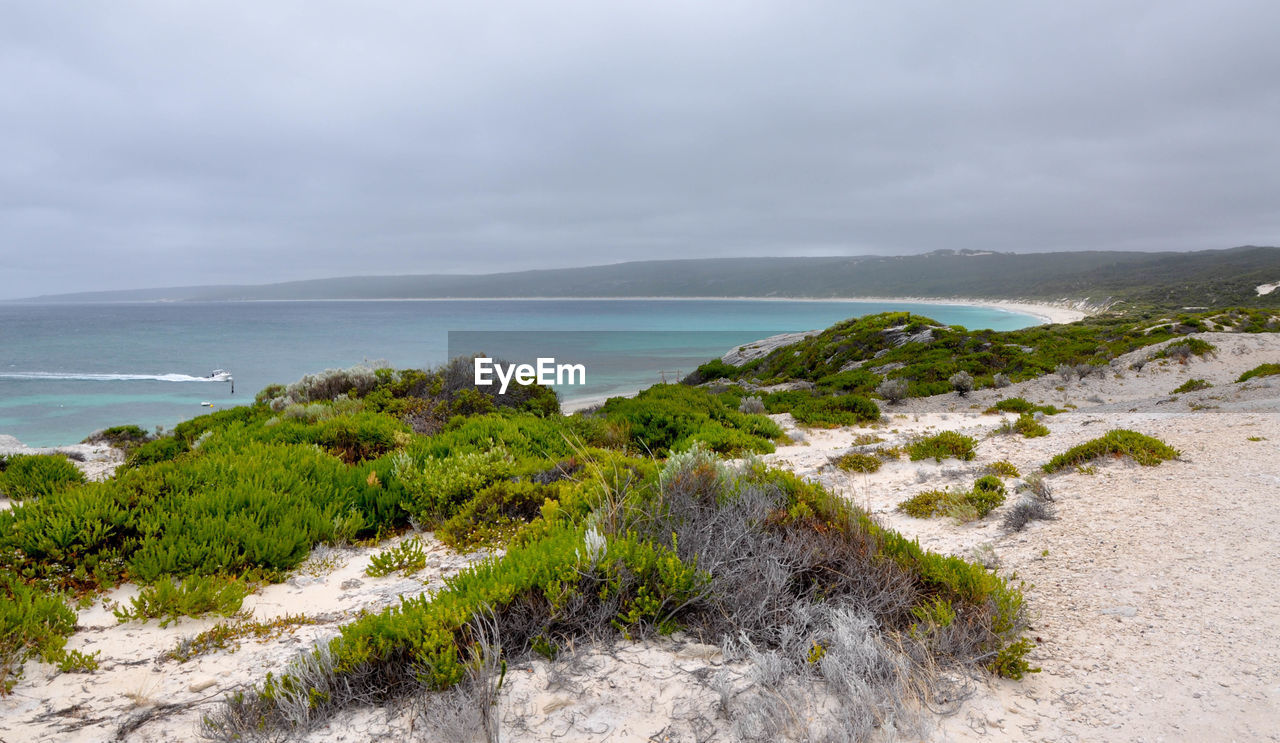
(0, 371), (232, 383)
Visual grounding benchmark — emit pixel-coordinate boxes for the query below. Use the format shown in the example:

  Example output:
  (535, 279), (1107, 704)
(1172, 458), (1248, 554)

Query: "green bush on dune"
(0, 454), (85, 501)
(1043, 430), (1179, 472)
(1237, 363), (1280, 383)
(907, 431), (978, 462)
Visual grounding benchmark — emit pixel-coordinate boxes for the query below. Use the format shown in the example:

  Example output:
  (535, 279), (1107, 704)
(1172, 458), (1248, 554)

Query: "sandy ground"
(4, 331), (1277, 742)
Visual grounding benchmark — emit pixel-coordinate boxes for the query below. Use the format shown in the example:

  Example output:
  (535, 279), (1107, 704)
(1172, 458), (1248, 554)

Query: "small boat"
(208, 369), (232, 381)
(201, 401), (214, 407)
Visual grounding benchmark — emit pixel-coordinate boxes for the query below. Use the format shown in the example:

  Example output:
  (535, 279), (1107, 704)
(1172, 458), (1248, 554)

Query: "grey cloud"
(2, 0), (1279, 297)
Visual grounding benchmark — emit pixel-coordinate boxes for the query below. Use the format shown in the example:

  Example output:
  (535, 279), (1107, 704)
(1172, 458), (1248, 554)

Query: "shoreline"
(9, 295), (1090, 324)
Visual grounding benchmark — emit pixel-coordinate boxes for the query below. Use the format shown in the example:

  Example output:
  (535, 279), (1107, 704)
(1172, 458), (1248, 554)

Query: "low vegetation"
(907, 431), (977, 462)
(1237, 362), (1280, 382)
(898, 476), (1006, 522)
(687, 308), (1277, 401)
(114, 576), (252, 628)
(1, 573), (77, 693)
(985, 397), (1061, 416)
(1171, 378), (1212, 394)
(999, 413), (1050, 438)
(0, 454), (85, 501)
(984, 460), (1020, 478)
(1153, 337), (1217, 362)
(364, 537), (428, 577)
(1042, 430), (1180, 473)
(168, 614), (317, 663)
(831, 452), (882, 473)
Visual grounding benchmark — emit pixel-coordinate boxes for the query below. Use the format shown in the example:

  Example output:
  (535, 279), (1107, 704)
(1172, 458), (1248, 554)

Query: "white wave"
(0, 371), (231, 383)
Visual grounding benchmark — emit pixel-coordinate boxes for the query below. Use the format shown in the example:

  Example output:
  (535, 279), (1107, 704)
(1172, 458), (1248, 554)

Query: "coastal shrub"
(0, 441), (403, 591)
(437, 481), (555, 551)
(983, 460), (1020, 478)
(814, 369), (880, 393)
(1237, 363), (1280, 382)
(907, 431), (977, 462)
(0, 454), (85, 501)
(394, 448), (517, 524)
(0, 574), (76, 693)
(282, 363), (389, 405)
(168, 614), (317, 663)
(899, 477), (1005, 521)
(310, 413), (409, 463)
(737, 395), (766, 414)
(682, 359), (739, 385)
(1001, 413), (1049, 438)
(1043, 430), (1180, 473)
(986, 397), (1061, 415)
(600, 384), (780, 455)
(1154, 338), (1216, 362)
(832, 452), (881, 473)
(949, 371), (974, 396)
(1171, 378), (1211, 394)
(992, 373), (1011, 388)
(124, 436), (189, 468)
(716, 310), (1277, 401)
(114, 575), (251, 628)
(1002, 497), (1056, 532)
(365, 538), (428, 577)
(790, 394), (880, 427)
(82, 424), (150, 450)
(875, 378), (909, 404)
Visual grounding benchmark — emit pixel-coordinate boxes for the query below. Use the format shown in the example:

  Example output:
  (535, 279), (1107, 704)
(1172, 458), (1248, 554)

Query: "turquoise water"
(0, 299), (1039, 446)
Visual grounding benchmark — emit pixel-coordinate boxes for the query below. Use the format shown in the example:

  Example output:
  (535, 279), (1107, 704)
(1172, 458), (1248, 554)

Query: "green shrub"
(1006, 413), (1049, 438)
(986, 398), (1061, 416)
(1237, 363), (1280, 383)
(0, 455), (85, 501)
(832, 452), (882, 473)
(790, 394), (880, 427)
(898, 489), (955, 518)
(55, 648), (100, 673)
(815, 369), (880, 393)
(1, 441), (403, 591)
(1171, 378), (1211, 394)
(907, 431), (977, 462)
(984, 460), (1020, 478)
(124, 436), (190, 468)
(1154, 337), (1216, 361)
(83, 424), (150, 450)
(1043, 430), (1180, 473)
(683, 359), (740, 385)
(393, 448), (516, 524)
(438, 481), (555, 551)
(899, 477), (1005, 521)
(114, 575), (251, 628)
(365, 538), (427, 577)
(0, 574), (77, 693)
(601, 385), (781, 455)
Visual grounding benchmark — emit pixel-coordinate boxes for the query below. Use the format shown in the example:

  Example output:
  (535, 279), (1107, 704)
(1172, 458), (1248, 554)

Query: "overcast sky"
(2, 1), (1278, 298)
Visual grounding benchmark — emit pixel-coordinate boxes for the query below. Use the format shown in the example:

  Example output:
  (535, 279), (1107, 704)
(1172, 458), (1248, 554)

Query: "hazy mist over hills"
(17, 246), (1280, 310)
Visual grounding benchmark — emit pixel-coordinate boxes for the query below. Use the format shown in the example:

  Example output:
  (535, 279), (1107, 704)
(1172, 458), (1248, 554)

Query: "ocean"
(0, 299), (1039, 447)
